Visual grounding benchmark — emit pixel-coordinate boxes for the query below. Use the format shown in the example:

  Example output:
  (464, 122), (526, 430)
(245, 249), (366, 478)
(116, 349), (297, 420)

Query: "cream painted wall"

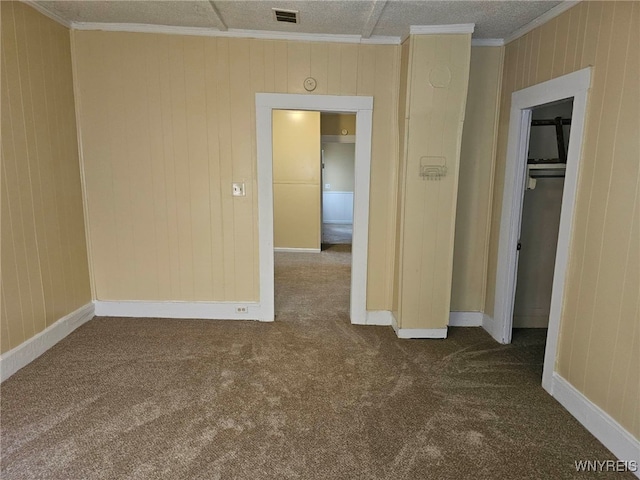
(72, 31), (399, 308)
(322, 143), (355, 192)
(320, 113), (356, 136)
(1, 2), (91, 354)
(273, 110), (321, 249)
(394, 34), (472, 330)
(450, 46), (504, 313)
(485, 2), (639, 437)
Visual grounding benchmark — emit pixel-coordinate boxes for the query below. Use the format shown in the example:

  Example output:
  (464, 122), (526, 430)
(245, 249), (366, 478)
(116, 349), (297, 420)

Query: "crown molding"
(70, 22), (401, 45)
(410, 23), (475, 35)
(504, 0), (581, 44)
(361, 35), (401, 45)
(471, 38), (505, 47)
(21, 0), (71, 28)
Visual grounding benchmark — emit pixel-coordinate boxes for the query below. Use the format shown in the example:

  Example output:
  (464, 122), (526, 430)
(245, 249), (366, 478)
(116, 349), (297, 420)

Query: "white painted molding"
(482, 312), (502, 340)
(493, 68), (591, 400)
(391, 314), (448, 339)
(70, 22), (401, 45)
(449, 311), (483, 327)
(361, 36), (401, 45)
(256, 93), (373, 326)
(504, 1), (581, 45)
(274, 247), (321, 253)
(364, 310), (393, 326)
(256, 94), (373, 111)
(410, 24), (475, 35)
(0, 303), (94, 382)
(551, 373), (640, 476)
(94, 300), (272, 322)
(321, 135), (356, 144)
(21, 0), (72, 27)
(471, 38), (505, 47)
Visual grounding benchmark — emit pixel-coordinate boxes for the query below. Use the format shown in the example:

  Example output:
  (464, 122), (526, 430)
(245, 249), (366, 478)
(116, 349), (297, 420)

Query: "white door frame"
(255, 93), (373, 324)
(491, 67), (591, 392)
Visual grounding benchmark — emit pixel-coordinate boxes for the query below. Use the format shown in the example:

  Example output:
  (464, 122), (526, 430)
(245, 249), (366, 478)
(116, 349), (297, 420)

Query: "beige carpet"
(0, 246), (628, 479)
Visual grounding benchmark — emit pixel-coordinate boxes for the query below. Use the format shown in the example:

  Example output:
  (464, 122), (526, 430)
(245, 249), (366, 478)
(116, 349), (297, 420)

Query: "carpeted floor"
(322, 223), (352, 245)
(0, 246), (628, 479)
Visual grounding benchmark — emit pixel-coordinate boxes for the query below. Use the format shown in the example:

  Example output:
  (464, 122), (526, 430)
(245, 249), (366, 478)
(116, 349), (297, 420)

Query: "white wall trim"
(550, 373), (640, 475)
(70, 22), (401, 45)
(21, 0), (72, 28)
(364, 310), (393, 326)
(471, 38), (505, 47)
(504, 1), (581, 45)
(391, 314), (448, 339)
(274, 248), (321, 253)
(0, 303), (94, 382)
(481, 312), (501, 339)
(256, 93), (373, 325)
(493, 68), (591, 399)
(449, 311), (483, 327)
(321, 135), (356, 144)
(94, 300), (272, 322)
(410, 24), (475, 35)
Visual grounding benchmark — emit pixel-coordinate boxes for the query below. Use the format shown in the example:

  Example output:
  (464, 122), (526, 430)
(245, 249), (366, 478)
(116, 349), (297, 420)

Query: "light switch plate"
(232, 183), (245, 197)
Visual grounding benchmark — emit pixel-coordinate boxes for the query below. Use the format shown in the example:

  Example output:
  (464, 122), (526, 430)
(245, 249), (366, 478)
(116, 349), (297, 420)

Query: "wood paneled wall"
(394, 34), (472, 330)
(451, 46), (504, 313)
(486, 2), (639, 436)
(1, 2), (91, 354)
(72, 31), (399, 308)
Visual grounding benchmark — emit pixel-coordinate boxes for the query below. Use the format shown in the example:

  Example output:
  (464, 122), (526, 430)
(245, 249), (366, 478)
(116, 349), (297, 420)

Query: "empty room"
(1, 1), (638, 478)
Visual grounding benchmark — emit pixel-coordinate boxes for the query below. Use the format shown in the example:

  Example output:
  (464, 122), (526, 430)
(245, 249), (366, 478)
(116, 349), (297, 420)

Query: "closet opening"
(512, 99), (573, 364)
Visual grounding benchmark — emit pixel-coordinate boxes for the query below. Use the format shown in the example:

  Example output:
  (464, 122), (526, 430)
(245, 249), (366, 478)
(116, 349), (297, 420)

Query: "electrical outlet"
(235, 306), (248, 314)
(232, 183), (246, 197)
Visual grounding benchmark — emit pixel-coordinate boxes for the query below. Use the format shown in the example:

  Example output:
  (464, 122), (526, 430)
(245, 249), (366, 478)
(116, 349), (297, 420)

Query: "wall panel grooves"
(1, 1), (91, 354)
(486, 1), (639, 437)
(73, 32), (400, 309)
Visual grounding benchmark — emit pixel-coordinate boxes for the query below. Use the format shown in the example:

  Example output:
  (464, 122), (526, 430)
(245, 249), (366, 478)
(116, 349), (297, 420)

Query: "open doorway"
(255, 94), (373, 325)
(513, 99), (573, 331)
(321, 113), (356, 249)
(490, 68), (590, 393)
(270, 110), (354, 319)
(511, 98), (573, 369)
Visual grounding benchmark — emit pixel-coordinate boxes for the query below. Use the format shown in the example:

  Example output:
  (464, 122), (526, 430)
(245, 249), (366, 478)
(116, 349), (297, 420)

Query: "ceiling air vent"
(273, 8), (299, 24)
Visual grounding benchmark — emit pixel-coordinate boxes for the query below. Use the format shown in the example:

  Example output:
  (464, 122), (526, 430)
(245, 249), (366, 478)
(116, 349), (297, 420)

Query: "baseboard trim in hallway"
(551, 373), (640, 478)
(0, 302), (95, 382)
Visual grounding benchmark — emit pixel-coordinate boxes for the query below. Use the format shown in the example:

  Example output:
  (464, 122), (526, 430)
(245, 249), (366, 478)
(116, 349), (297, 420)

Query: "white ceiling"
(34, 0), (567, 41)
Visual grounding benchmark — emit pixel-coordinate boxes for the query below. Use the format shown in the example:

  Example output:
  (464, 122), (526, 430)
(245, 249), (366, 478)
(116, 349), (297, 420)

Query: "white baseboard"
(0, 303), (95, 382)
(551, 373), (640, 477)
(482, 312), (506, 343)
(391, 313), (448, 339)
(365, 310), (393, 326)
(274, 248), (321, 253)
(94, 300), (273, 322)
(449, 311), (484, 327)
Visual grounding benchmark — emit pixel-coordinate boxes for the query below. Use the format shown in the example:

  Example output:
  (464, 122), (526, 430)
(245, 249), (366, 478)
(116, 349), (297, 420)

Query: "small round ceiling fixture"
(304, 77), (317, 92)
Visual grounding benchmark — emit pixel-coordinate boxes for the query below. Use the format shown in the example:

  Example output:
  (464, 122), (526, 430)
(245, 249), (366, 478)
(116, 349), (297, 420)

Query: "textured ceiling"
(35, 0), (565, 40)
